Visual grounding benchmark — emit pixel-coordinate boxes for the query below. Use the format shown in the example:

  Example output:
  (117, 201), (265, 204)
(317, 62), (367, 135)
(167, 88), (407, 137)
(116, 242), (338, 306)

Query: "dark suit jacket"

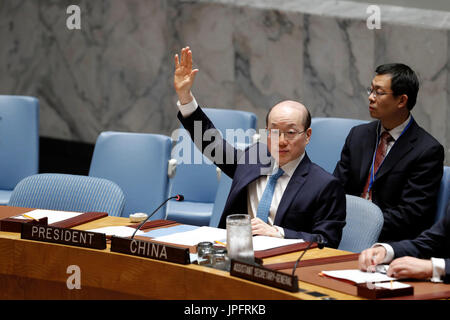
(334, 118), (444, 242)
(178, 107), (346, 248)
(390, 205), (450, 283)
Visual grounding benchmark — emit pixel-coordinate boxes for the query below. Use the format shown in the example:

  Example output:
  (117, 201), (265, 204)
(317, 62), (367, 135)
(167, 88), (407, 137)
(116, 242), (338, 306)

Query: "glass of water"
(226, 214), (254, 264)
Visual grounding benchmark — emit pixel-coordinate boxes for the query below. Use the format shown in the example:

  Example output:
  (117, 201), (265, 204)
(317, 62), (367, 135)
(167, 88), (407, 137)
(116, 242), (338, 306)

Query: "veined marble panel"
(232, 6), (304, 128)
(1, 0), (449, 163)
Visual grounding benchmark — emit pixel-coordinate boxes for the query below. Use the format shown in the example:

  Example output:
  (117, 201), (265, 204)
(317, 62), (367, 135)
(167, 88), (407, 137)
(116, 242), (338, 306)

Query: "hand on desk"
(359, 247), (433, 280)
(386, 257), (433, 280)
(359, 246), (387, 272)
(251, 217), (281, 238)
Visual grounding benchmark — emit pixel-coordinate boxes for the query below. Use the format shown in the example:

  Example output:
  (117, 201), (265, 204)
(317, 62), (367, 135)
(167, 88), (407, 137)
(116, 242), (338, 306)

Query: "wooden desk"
(0, 206), (361, 300)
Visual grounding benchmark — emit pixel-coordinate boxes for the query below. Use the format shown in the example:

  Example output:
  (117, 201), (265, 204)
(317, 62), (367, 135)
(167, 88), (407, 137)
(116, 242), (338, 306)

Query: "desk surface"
(0, 206), (446, 300)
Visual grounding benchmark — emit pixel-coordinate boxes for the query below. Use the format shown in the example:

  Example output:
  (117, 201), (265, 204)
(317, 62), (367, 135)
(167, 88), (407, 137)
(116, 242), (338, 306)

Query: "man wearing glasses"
(174, 47), (346, 247)
(334, 63), (444, 242)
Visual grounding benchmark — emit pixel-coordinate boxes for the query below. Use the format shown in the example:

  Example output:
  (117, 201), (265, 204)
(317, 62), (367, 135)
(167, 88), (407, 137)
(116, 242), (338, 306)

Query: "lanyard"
(367, 117), (413, 194)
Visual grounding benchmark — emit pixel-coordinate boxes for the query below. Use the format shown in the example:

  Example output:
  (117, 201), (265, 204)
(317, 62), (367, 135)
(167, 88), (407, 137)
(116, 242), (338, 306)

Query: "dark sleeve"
(283, 179), (347, 248)
(177, 107), (242, 179)
(380, 143), (444, 239)
(390, 205), (450, 260)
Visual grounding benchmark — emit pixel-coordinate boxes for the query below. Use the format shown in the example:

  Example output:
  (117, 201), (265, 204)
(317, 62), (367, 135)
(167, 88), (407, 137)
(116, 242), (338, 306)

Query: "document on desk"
(252, 236), (304, 251)
(86, 226), (144, 237)
(152, 226), (227, 246)
(12, 209), (83, 225)
(321, 269), (396, 284)
(148, 226), (304, 251)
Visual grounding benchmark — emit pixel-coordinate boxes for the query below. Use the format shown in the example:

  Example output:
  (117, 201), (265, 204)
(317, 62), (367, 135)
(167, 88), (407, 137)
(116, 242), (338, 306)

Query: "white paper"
(86, 226), (144, 237)
(321, 269), (397, 284)
(375, 281), (411, 290)
(252, 236), (304, 251)
(152, 226), (304, 251)
(13, 209), (83, 225)
(153, 226), (227, 246)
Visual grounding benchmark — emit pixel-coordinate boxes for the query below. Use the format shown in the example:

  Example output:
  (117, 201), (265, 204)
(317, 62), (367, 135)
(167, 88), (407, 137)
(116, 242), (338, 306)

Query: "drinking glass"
(226, 214), (254, 264)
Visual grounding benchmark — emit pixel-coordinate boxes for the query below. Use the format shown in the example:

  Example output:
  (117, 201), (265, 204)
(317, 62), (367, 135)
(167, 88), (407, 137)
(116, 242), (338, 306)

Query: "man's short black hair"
(265, 105), (311, 130)
(375, 63), (419, 111)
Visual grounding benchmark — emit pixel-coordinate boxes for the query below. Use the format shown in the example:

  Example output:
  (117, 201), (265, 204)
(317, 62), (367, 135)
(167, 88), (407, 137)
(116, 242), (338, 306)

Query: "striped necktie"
(256, 168), (285, 223)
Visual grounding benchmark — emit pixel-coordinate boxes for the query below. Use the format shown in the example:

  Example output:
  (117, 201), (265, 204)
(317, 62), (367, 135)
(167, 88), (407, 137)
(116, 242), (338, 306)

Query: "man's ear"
(398, 94), (409, 110)
(305, 127), (312, 143)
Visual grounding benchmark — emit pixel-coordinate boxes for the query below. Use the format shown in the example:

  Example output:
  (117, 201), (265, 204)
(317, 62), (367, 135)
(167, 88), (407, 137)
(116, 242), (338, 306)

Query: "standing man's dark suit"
(178, 107), (346, 248)
(334, 118), (444, 242)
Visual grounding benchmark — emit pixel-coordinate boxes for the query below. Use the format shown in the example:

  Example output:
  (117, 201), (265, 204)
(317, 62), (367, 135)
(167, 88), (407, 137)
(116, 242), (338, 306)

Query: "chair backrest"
(0, 95), (39, 190)
(338, 195), (384, 253)
(209, 173), (233, 228)
(8, 173), (125, 217)
(169, 108), (257, 204)
(435, 166), (450, 222)
(307, 117), (369, 173)
(88, 131), (172, 218)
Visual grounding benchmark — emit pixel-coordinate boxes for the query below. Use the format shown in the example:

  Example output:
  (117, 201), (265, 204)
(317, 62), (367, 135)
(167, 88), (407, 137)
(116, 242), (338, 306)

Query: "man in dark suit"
(174, 47), (346, 248)
(334, 63), (444, 242)
(359, 205), (450, 283)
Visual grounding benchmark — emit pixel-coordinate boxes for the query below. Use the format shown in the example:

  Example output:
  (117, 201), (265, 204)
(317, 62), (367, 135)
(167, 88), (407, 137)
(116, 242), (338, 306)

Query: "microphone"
(131, 194), (184, 239)
(291, 234), (327, 277)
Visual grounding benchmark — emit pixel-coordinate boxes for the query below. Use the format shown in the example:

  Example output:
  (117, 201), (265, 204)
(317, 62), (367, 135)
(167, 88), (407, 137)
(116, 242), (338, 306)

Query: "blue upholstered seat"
(0, 95), (39, 205)
(8, 173), (125, 217)
(88, 131), (172, 219)
(307, 117), (369, 173)
(338, 195), (384, 253)
(435, 166), (450, 222)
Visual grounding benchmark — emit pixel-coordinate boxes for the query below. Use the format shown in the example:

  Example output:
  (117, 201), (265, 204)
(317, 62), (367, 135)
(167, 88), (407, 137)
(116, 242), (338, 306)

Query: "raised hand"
(174, 46), (199, 105)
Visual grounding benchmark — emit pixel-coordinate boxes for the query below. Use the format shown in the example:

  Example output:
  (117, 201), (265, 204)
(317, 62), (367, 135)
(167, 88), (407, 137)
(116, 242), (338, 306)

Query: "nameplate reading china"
(230, 259), (299, 292)
(110, 236), (190, 265)
(21, 224), (106, 250)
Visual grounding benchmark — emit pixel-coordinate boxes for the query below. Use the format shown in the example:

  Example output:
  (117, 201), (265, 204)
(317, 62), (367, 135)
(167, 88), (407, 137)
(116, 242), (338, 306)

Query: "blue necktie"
(256, 168), (284, 223)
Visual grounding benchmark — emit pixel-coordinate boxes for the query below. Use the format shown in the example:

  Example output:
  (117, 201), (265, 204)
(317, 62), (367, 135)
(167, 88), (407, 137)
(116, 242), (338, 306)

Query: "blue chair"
(88, 131), (172, 219)
(307, 117), (369, 173)
(167, 108), (257, 226)
(435, 166), (450, 222)
(209, 173), (233, 228)
(8, 173), (125, 217)
(0, 95), (39, 205)
(338, 195), (384, 253)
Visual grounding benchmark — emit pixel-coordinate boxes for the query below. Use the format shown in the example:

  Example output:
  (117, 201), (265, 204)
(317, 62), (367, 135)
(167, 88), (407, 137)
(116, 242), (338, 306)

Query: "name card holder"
(21, 223), (106, 250)
(0, 217), (48, 233)
(356, 282), (414, 299)
(230, 259), (299, 292)
(110, 236), (190, 265)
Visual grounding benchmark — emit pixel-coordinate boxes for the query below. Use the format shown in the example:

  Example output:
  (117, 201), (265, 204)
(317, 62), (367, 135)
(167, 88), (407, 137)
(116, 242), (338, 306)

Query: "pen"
(214, 240), (226, 247)
(22, 214), (38, 221)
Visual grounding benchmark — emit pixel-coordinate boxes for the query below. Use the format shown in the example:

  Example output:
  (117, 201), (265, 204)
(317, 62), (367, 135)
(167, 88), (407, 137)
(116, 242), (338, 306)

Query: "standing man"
(334, 63), (444, 242)
(174, 46), (346, 248)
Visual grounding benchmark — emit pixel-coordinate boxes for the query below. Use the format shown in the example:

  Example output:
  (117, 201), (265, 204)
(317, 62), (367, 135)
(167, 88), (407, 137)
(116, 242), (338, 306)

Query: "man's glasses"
(366, 87), (394, 98)
(267, 129), (305, 140)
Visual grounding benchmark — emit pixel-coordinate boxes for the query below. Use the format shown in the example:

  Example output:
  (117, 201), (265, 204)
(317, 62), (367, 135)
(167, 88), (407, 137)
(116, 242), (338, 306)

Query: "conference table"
(0, 206), (448, 300)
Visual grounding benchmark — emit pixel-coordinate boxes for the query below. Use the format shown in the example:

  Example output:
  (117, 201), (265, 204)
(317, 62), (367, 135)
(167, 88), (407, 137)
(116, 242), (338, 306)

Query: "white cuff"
(372, 243), (395, 263)
(430, 257), (445, 283)
(273, 226), (285, 239)
(177, 96), (198, 118)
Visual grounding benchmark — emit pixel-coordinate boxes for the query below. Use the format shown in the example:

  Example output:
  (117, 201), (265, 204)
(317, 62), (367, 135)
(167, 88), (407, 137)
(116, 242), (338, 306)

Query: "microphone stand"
(130, 195), (183, 239)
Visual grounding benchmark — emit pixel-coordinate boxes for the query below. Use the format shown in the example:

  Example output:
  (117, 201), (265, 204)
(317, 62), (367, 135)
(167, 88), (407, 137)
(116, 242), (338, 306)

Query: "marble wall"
(1, 0), (449, 163)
